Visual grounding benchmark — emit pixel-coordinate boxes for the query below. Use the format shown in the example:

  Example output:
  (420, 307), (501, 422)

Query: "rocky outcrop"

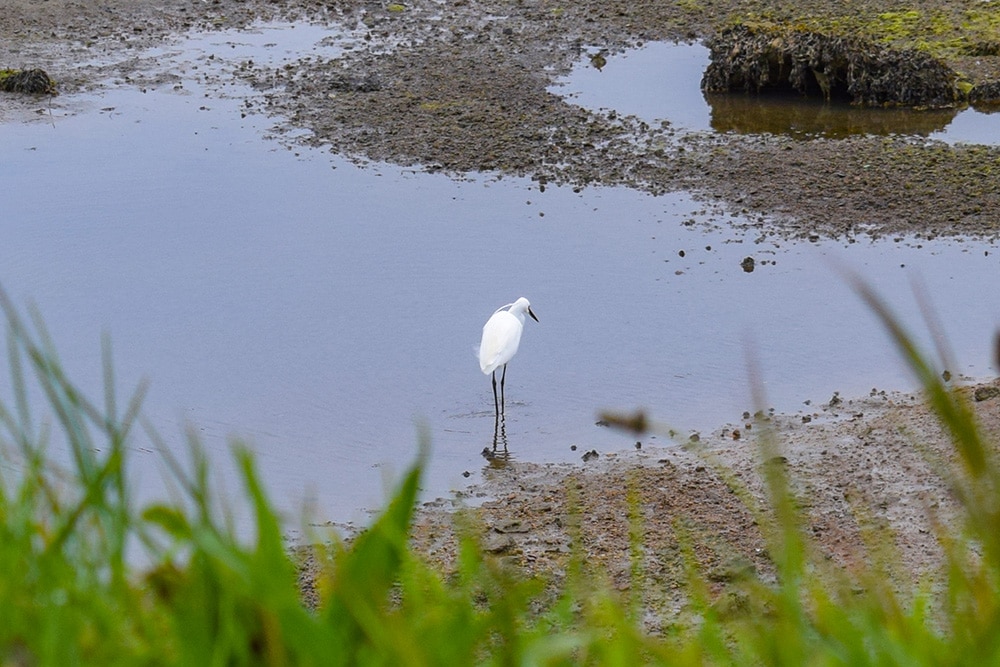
(702, 24), (961, 108)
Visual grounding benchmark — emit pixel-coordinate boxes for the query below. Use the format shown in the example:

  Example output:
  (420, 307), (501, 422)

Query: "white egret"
(479, 297), (538, 415)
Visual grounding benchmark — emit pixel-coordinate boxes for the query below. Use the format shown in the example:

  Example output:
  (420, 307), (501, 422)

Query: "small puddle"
(554, 42), (713, 133)
(143, 21), (353, 65)
(556, 41), (1000, 145)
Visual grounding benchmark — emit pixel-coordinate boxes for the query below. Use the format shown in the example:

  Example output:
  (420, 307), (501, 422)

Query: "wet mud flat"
(290, 380), (1000, 625)
(240, 0), (1000, 241)
(2, 0), (1000, 240)
(3, 0), (1000, 609)
(397, 381), (1000, 626)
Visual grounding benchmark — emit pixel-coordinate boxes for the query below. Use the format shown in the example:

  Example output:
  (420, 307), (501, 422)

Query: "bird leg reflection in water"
(482, 411), (511, 467)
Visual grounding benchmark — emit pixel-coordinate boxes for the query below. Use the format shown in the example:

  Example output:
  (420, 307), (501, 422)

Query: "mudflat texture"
(2, 0), (1000, 240)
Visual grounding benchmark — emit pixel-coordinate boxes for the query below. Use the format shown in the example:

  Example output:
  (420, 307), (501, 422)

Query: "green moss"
(873, 10), (924, 40)
(729, 4), (1000, 65)
(677, 0), (704, 13)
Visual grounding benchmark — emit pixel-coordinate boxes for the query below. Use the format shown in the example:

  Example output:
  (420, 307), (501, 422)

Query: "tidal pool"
(556, 41), (1000, 144)
(2, 24), (998, 528)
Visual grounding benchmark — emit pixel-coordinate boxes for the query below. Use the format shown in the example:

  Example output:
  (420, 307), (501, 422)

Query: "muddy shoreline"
(321, 379), (999, 625)
(3, 0), (1000, 240)
(4, 0), (1000, 609)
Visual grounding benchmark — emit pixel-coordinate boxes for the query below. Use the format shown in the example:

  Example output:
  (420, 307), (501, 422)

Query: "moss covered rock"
(701, 24), (960, 108)
(0, 68), (57, 95)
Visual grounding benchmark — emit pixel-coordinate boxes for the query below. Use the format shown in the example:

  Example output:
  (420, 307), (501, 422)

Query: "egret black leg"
(499, 364), (507, 415)
(491, 370), (500, 416)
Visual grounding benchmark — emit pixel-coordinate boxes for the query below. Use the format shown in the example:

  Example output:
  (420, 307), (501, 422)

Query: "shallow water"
(556, 41), (1000, 144)
(2, 24), (999, 527)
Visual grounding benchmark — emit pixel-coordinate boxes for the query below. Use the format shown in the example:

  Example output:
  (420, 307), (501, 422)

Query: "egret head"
(511, 297), (539, 323)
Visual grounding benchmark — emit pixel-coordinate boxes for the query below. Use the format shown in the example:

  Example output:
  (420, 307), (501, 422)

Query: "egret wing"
(479, 311), (523, 373)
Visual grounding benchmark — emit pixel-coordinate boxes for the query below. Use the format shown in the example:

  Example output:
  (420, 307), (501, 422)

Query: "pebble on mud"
(974, 386), (1000, 402)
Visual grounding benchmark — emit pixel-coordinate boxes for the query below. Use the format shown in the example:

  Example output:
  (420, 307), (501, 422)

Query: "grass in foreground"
(0, 284), (998, 665)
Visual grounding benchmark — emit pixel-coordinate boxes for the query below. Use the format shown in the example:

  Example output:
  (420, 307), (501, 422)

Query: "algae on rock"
(701, 24), (960, 108)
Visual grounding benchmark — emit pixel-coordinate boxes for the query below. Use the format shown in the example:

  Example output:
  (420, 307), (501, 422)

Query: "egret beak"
(528, 307), (539, 322)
